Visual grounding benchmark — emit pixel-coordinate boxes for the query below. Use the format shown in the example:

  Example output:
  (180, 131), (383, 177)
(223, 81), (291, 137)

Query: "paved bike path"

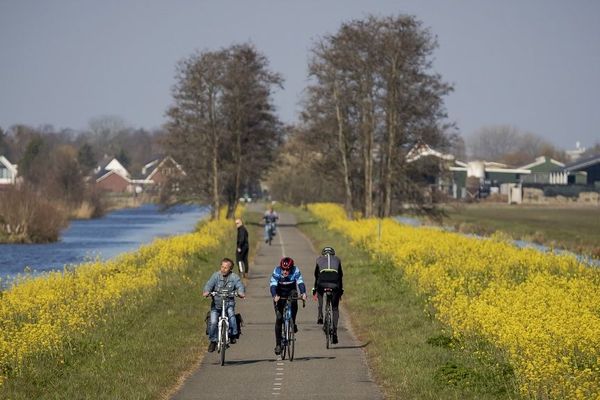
(171, 210), (383, 400)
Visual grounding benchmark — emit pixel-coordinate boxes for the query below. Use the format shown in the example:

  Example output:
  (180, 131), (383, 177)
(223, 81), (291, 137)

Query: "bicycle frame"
(279, 295), (305, 361)
(210, 290), (237, 365)
(265, 221), (275, 245)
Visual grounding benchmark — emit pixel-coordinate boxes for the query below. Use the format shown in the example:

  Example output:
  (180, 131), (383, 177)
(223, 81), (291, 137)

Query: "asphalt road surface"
(172, 209), (383, 400)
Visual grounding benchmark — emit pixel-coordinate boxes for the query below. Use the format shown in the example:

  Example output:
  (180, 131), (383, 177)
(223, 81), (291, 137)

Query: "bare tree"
(165, 44), (283, 218)
(467, 125), (562, 165)
(301, 14), (454, 217)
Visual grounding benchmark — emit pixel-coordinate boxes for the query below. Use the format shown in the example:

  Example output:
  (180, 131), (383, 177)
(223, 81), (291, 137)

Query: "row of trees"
(162, 15), (462, 219)
(164, 43), (284, 219)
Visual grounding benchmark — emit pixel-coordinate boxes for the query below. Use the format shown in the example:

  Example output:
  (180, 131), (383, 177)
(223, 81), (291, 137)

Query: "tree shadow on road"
(286, 356), (336, 362)
(329, 341), (371, 350)
(223, 358), (277, 366)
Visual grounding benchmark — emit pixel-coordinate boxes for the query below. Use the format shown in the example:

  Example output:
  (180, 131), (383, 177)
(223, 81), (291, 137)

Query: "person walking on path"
(202, 258), (246, 352)
(235, 218), (249, 277)
(312, 246), (343, 344)
(269, 256), (307, 355)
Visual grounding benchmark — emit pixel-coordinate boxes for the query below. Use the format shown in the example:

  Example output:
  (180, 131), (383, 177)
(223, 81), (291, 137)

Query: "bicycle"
(279, 294), (305, 361)
(264, 220), (277, 245)
(208, 289), (239, 366)
(322, 288), (335, 349)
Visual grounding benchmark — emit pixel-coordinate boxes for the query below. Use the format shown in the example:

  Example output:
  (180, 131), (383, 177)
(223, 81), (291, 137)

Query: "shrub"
(0, 185), (68, 243)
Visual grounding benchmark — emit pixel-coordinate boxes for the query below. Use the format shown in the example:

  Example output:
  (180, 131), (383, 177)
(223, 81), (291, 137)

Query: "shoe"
(332, 334), (338, 344)
(317, 317), (323, 325)
(207, 342), (217, 352)
(294, 324), (298, 333)
(265, 239), (268, 243)
(274, 345), (282, 355)
(230, 337), (237, 344)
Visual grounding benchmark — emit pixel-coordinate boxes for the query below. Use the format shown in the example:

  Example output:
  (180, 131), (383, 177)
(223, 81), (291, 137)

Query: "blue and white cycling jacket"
(269, 265), (306, 297)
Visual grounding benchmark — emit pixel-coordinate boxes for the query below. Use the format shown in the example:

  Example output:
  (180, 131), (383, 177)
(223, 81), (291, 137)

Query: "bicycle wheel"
(281, 320), (288, 360)
(288, 321), (295, 361)
(325, 299), (332, 349)
(219, 323), (227, 366)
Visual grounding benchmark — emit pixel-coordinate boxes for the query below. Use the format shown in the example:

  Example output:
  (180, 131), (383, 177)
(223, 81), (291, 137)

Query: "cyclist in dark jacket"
(312, 246), (343, 344)
(270, 256), (307, 355)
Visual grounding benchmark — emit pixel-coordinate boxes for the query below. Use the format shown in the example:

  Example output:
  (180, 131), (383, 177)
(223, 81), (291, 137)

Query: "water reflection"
(0, 204), (209, 282)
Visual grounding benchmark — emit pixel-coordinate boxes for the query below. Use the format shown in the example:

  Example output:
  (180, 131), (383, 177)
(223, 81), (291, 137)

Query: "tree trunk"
(362, 81), (374, 218)
(383, 60), (398, 218)
(333, 83), (354, 219)
(208, 90), (220, 220)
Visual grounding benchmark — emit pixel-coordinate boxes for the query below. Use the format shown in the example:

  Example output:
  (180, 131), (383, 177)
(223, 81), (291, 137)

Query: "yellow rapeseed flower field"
(0, 211), (231, 386)
(309, 203), (600, 400)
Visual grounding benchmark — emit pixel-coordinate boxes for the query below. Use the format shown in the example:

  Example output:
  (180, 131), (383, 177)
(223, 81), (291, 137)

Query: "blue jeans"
(264, 222), (276, 240)
(208, 302), (238, 342)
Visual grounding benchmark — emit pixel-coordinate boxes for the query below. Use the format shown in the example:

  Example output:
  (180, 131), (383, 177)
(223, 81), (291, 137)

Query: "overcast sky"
(1, 0), (599, 150)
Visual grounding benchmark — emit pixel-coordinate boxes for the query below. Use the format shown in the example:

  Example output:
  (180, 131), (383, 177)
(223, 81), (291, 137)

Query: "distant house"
(564, 153), (600, 186)
(406, 143), (530, 199)
(139, 156), (186, 186)
(0, 155), (18, 188)
(95, 156), (186, 194)
(519, 156), (569, 184)
(565, 141), (586, 162)
(95, 158), (132, 193)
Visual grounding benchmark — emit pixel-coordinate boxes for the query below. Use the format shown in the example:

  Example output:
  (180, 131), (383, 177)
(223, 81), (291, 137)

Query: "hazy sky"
(1, 0), (599, 149)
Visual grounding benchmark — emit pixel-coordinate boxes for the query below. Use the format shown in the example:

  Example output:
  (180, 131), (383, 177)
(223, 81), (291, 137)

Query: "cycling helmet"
(280, 257), (294, 270)
(321, 246), (335, 256)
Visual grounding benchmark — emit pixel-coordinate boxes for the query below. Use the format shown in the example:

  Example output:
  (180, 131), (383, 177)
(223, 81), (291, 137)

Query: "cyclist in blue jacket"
(270, 256), (307, 355)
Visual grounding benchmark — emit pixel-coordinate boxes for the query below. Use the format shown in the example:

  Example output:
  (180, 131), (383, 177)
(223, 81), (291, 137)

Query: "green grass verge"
(0, 212), (261, 400)
(442, 204), (600, 258)
(289, 206), (519, 400)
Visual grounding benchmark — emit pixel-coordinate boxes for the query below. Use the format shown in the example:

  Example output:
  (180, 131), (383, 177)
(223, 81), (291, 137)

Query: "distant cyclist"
(312, 246), (343, 344)
(263, 206), (279, 243)
(270, 256), (307, 355)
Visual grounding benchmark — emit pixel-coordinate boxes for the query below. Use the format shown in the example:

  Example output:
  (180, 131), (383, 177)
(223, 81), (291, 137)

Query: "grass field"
(439, 204), (600, 258)
(289, 206), (518, 400)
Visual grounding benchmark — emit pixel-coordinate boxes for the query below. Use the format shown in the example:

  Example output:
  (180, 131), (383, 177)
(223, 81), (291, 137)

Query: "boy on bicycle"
(270, 256), (307, 355)
(203, 258), (246, 352)
(312, 246), (343, 344)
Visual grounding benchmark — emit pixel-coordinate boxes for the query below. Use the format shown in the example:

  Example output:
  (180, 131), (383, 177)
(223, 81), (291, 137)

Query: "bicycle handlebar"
(208, 290), (240, 298)
(278, 295), (306, 308)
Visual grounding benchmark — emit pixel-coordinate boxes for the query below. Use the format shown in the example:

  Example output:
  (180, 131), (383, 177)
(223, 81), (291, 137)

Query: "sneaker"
(265, 239), (269, 243)
(207, 342), (217, 352)
(274, 345), (282, 355)
(230, 337), (237, 344)
(332, 334), (338, 344)
(294, 324), (298, 333)
(317, 317), (323, 325)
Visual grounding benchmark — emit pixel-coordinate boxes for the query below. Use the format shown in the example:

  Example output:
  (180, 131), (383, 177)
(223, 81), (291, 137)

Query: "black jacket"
(313, 254), (343, 291)
(237, 225), (249, 254)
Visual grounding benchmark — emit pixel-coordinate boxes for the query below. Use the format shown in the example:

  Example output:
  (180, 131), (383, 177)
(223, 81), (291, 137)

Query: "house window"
(0, 165), (9, 179)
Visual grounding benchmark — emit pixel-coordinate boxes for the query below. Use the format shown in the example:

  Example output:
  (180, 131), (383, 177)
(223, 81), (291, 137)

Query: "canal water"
(0, 204), (209, 283)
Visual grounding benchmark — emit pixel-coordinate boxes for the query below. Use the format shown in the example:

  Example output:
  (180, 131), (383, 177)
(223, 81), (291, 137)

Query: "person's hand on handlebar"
(273, 295), (280, 302)
(202, 291), (210, 297)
